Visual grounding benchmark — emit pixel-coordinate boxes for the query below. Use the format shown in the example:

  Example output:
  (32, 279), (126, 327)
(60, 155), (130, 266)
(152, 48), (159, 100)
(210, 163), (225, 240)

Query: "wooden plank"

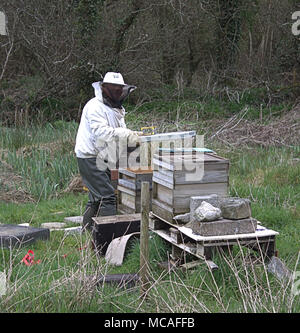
(149, 218), (168, 230)
(118, 178), (153, 191)
(153, 153), (229, 171)
(180, 260), (205, 271)
(117, 185), (136, 196)
(153, 170), (229, 186)
(93, 213), (141, 225)
(178, 224), (279, 242)
(150, 141), (160, 169)
(140, 182), (150, 296)
(139, 131), (196, 143)
(140, 141), (150, 169)
(154, 183), (173, 206)
(173, 182), (228, 210)
(118, 204), (136, 214)
(152, 175), (174, 190)
(153, 158), (175, 171)
(152, 201), (176, 223)
(119, 191), (139, 210)
(170, 227), (182, 244)
(118, 168), (137, 178)
(174, 169), (229, 184)
(151, 229), (200, 258)
(118, 178), (138, 191)
(152, 182), (228, 212)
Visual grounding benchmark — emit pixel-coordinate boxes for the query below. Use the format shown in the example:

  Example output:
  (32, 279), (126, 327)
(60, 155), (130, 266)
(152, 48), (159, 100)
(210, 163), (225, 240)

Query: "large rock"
(190, 194), (220, 222)
(193, 201), (222, 222)
(220, 197), (251, 220)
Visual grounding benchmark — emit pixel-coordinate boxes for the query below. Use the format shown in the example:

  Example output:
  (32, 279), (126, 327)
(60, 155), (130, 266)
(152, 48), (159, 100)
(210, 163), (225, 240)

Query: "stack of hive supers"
(117, 131), (197, 214)
(152, 151), (230, 224)
(117, 168), (153, 214)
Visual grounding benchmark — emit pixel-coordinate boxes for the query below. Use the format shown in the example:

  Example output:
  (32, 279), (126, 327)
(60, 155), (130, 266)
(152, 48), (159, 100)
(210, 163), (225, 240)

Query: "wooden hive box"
(117, 168), (153, 214)
(152, 152), (229, 223)
(92, 213), (141, 254)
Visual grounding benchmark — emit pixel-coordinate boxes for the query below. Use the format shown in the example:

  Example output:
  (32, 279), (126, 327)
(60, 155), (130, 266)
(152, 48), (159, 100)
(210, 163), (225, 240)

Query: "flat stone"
(192, 218), (257, 236)
(220, 197), (251, 220)
(267, 256), (292, 281)
(63, 216), (83, 224)
(64, 226), (82, 235)
(0, 224), (50, 248)
(190, 194), (220, 222)
(19, 223), (30, 227)
(41, 222), (66, 230)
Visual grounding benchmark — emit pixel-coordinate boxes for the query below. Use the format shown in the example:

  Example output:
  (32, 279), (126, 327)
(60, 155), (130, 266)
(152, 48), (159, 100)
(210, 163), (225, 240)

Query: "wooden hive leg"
(170, 245), (185, 266)
(203, 245), (219, 271)
(261, 236), (276, 261)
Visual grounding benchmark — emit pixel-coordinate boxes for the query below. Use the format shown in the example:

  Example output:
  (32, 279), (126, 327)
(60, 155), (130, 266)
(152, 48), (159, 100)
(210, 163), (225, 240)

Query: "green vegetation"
(0, 98), (299, 313)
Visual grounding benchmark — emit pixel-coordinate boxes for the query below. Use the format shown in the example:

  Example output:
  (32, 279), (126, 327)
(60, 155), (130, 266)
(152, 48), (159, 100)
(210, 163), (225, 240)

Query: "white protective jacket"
(75, 82), (128, 159)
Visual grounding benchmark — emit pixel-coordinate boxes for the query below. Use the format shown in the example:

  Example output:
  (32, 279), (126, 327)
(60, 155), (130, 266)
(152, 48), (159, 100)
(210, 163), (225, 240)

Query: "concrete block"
(64, 216), (83, 224)
(64, 226), (82, 235)
(41, 222), (66, 230)
(192, 218), (257, 236)
(0, 224), (50, 248)
(220, 197), (251, 220)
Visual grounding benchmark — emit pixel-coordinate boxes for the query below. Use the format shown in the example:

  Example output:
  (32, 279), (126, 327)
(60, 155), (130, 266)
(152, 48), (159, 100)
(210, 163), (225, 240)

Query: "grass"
(0, 101), (299, 313)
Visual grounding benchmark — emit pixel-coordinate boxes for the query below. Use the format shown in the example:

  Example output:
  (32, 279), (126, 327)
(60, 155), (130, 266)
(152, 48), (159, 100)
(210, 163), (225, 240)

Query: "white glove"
(114, 128), (142, 145)
(128, 131), (143, 146)
(114, 127), (133, 139)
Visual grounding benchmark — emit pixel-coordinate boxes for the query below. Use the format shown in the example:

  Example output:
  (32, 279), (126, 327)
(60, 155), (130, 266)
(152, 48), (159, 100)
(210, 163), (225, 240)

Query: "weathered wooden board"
(153, 152), (229, 172)
(118, 168), (153, 190)
(152, 181), (228, 222)
(139, 131), (196, 143)
(153, 169), (229, 187)
(117, 168), (153, 213)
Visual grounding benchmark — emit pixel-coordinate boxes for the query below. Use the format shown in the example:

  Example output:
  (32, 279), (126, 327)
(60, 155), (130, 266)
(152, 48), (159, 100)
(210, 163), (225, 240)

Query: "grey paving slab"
(0, 224), (50, 248)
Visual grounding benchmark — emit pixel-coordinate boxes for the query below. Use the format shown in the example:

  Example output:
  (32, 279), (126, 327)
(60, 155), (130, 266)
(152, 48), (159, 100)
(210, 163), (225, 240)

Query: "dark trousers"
(77, 157), (117, 231)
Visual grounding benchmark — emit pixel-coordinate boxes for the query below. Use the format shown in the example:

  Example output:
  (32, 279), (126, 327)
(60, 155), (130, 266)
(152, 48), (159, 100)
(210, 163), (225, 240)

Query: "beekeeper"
(75, 72), (140, 231)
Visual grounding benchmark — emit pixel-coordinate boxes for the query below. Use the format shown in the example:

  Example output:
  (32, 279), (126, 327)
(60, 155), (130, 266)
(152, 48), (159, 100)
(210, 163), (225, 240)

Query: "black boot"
(82, 202), (100, 232)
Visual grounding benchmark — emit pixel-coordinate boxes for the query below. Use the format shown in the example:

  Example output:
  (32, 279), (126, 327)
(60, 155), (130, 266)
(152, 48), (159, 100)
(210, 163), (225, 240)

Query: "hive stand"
(149, 213), (278, 271)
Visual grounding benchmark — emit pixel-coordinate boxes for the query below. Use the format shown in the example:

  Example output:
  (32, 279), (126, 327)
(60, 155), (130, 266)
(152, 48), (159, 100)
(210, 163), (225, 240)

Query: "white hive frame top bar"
(139, 130), (196, 143)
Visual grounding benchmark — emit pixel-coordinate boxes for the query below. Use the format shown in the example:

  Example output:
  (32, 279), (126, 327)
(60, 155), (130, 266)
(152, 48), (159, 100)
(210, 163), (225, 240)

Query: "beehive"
(117, 168), (153, 214)
(152, 152), (229, 223)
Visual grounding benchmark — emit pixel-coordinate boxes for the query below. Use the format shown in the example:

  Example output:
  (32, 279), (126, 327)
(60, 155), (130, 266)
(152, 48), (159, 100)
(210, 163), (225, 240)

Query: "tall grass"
(0, 233), (299, 313)
(0, 121), (79, 199)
